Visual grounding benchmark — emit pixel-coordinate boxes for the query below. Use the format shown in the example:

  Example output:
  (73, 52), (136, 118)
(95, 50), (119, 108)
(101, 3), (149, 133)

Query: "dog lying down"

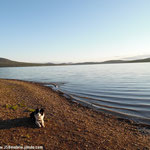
(30, 108), (45, 128)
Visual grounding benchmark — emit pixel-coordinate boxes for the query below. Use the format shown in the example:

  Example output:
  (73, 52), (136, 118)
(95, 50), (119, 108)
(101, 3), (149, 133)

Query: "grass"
(11, 105), (18, 110)
(3, 103), (26, 110)
(3, 102), (35, 113)
(18, 103), (26, 107)
(27, 108), (35, 112)
(3, 104), (11, 109)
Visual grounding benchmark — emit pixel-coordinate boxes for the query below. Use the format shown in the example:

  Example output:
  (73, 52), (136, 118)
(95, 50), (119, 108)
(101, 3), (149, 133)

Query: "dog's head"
(35, 108), (45, 116)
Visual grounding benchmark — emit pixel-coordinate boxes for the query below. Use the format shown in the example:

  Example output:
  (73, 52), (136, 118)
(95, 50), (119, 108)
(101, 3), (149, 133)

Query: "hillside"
(0, 58), (54, 67)
(101, 58), (150, 64)
(129, 58), (150, 63)
(0, 57), (150, 67)
(101, 60), (126, 64)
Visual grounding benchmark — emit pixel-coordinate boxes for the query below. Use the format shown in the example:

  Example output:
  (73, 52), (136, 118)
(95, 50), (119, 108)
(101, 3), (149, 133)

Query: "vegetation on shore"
(0, 79), (150, 149)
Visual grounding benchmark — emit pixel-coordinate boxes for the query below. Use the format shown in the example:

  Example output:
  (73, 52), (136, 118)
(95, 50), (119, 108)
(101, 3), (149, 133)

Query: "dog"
(30, 108), (45, 128)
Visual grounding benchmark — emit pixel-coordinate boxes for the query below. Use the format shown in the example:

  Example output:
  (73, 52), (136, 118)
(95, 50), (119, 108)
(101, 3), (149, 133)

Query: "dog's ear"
(40, 108), (44, 112)
(35, 108), (39, 113)
(40, 108), (44, 115)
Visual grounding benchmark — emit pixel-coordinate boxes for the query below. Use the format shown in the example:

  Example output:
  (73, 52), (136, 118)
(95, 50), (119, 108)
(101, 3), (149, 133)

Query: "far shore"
(0, 57), (150, 68)
(0, 79), (150, 149)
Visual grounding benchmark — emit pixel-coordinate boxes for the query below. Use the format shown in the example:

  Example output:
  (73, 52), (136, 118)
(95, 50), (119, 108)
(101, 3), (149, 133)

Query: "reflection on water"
(0, 63), (150, 124)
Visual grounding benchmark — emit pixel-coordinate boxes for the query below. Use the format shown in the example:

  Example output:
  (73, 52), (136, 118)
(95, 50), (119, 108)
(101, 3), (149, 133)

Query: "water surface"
(0, 63), (150, 124)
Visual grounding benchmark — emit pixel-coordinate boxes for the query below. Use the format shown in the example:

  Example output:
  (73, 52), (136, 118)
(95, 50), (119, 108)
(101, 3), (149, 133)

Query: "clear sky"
(0, 0), (150, 63)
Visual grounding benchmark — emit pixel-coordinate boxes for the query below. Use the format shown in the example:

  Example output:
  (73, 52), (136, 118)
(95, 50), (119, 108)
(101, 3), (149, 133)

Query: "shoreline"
(0, 79), (150, 149)
(5, 78), (150, 128)
(46, 82), (150, 128)
(1, 78), (150, 128)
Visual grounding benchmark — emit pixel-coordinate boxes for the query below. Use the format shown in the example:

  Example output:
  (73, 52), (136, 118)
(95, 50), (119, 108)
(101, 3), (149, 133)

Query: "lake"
(0, 63), (150, 124)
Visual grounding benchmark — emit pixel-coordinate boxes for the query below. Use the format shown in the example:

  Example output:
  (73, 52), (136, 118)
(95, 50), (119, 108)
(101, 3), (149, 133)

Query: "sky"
(0, 0), (150, 63)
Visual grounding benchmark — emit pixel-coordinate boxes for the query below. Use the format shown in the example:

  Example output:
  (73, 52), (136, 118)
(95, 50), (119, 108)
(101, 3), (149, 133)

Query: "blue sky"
(0, 0), (150, 63)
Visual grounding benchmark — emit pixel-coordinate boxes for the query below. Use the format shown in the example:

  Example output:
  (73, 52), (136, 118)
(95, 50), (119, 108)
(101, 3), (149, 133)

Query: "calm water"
(0, 63), (150, 124)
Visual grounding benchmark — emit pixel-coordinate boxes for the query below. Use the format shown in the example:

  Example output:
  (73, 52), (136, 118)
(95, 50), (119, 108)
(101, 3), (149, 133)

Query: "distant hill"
(0, 57), (150, 67)
(0, 58), (17, 63)
(101, 58), (150, 64)
(129, 57), (150, 63)
(0, 58), (54, 67)
(72, 58), (150, 65)
(101, 60), (126, 64)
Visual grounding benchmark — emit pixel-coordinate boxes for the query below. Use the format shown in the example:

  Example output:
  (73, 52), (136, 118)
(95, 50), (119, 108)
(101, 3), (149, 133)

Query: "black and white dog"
(30, 108), (45, 128)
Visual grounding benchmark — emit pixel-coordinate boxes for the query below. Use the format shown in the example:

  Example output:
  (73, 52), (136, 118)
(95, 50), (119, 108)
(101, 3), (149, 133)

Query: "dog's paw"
(36, 122), (41, 128)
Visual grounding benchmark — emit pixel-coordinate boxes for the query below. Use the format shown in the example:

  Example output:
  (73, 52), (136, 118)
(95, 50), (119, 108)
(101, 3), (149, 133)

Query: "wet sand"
(0, 79), (150, 150)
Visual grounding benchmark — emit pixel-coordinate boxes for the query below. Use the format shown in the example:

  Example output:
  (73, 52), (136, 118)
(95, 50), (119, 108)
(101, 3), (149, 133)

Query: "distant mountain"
(72, 58), (150, 65)
(129, 57), (150, 63)
(123, 55), (150, 60)
(101, 60), (126, 64)
(0, 57), (150, 67)
(0, 58), (22, 67)
(0, 58), (54, 67)
(73, 58), (150, 65)
(0, 58), (17, 63)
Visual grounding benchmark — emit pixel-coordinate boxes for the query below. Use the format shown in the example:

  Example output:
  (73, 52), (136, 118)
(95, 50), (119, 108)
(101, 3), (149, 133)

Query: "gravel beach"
(0, 79), (150, 150)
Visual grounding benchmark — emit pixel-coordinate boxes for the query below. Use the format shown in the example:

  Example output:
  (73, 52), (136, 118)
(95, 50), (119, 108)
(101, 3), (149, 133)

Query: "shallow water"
(0, 63), (150, 124)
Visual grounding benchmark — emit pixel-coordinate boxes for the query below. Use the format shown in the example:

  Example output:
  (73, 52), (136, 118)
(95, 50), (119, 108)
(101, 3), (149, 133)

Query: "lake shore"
(0, 79), (150, 150)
